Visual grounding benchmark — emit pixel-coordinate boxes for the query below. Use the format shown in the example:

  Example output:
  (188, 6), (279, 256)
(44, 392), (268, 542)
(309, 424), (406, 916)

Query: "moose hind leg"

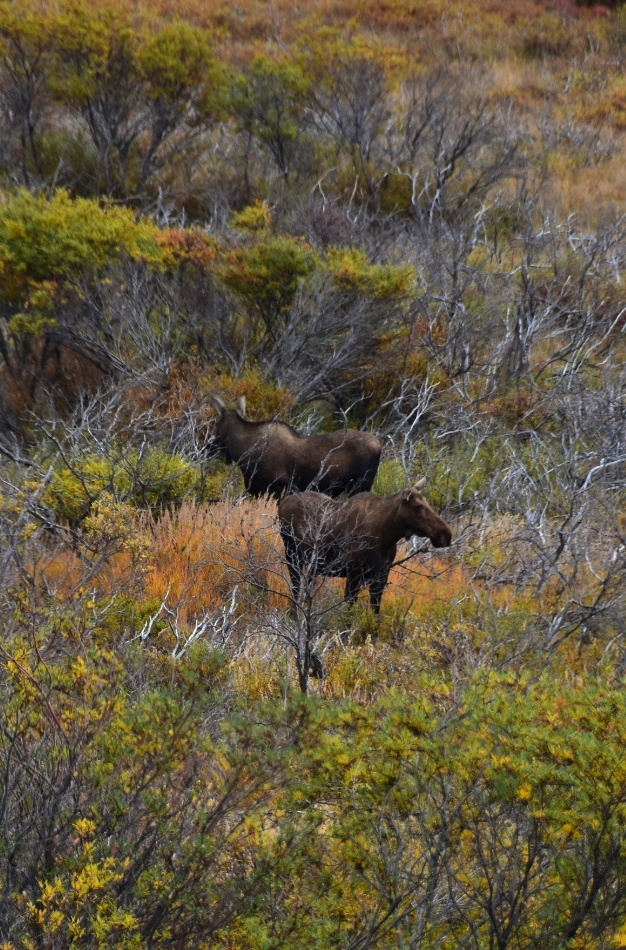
(346, 459), (380, 496)
(344, 573), (363, 606)
(308, 649), (326, 679)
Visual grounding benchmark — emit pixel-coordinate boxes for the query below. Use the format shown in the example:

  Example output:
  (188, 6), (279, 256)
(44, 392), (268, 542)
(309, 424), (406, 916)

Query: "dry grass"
(140, 0), (614, 71)
(550, 150), (626, 223)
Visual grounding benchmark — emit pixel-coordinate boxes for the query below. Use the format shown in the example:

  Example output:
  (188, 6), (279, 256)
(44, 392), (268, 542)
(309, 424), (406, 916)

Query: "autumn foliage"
(2, 1), (626, 947)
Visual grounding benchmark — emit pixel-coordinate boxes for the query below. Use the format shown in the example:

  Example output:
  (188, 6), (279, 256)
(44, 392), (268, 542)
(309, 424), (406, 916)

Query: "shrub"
(43, 446), (201, 525)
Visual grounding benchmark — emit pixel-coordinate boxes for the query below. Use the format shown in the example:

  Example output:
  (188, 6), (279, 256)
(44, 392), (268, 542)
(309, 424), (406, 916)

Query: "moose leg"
(307, 648), (326, 679)
(346, 456), (381, 496)
(368, 570), (391, 616)
(268, 476), (290, 500)
(344, 573), (363, 606)
(287, 560), (303, 607)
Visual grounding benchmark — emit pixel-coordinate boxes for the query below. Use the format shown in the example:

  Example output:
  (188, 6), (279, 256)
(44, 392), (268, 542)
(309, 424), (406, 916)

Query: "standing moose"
(278, 480), (452, 615)
(208, 394), (382, 500)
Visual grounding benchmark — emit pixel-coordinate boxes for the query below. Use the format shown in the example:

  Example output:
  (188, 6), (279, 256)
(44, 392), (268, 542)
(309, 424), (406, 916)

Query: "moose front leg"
(368, 569), (391, 616)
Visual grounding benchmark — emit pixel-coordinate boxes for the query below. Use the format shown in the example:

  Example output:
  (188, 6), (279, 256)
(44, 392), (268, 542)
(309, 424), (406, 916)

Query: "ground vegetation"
(2, 1), (626, 946)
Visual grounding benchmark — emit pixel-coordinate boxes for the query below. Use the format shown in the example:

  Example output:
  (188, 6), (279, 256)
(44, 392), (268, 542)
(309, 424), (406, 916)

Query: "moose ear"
(405, 489), (422, 506)
(236, 395), (247, 418)
(403, 479), (426, 505)
(208, 393), (226, 414)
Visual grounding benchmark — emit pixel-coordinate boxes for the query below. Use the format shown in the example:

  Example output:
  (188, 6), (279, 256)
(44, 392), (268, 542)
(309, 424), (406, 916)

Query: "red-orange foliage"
(157, 228), (218, 270)
(144, 498), (287, 618)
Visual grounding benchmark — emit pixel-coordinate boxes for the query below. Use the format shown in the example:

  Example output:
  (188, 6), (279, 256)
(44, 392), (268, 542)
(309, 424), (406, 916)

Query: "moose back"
(208, 394), (381, 499)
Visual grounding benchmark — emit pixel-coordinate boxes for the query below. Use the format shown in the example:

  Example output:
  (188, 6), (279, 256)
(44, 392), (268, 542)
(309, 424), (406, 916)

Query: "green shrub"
(372, 457), (408, 495)
(43, 445), (201, 524)
(427, 437), (503, 510)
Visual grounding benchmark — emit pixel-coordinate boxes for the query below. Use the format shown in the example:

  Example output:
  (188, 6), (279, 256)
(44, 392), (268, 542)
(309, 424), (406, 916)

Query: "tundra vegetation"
(2, 0), (626, 946)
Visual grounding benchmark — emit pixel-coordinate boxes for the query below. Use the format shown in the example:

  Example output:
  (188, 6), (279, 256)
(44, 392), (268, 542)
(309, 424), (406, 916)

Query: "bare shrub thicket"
(371, 187), (626, 666)
(0, 28), (624, 686)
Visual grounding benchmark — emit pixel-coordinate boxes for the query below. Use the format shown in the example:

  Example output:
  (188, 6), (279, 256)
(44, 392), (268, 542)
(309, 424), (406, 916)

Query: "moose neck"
(222, 412), (261, 460)
(353, 493), (407, 545)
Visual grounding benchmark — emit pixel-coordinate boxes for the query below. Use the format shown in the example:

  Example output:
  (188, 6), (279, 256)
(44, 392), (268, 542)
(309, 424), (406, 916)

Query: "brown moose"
(208, 394), (382, 499)
(278, 480), (452, 615)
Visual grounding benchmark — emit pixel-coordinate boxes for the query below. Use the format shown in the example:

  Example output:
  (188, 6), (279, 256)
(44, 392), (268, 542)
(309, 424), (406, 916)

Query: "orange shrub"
(143, 498), (288, 619)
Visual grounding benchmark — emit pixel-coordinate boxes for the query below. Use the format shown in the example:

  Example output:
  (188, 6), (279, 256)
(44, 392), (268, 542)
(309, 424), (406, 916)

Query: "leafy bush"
(0, 188), (163, 300)
(372, 457), (407, 495)
(43, 446), (201, 524)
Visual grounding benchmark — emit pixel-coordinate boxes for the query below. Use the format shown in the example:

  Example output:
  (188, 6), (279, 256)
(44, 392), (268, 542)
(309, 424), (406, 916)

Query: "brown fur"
(278, 483), (452, 614)
(209, 394), (381, 499)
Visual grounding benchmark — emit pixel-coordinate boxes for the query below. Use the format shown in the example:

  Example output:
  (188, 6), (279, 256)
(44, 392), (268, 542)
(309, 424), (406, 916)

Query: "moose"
(278, 480), (452, 616)
(208, 394), (382, 500)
